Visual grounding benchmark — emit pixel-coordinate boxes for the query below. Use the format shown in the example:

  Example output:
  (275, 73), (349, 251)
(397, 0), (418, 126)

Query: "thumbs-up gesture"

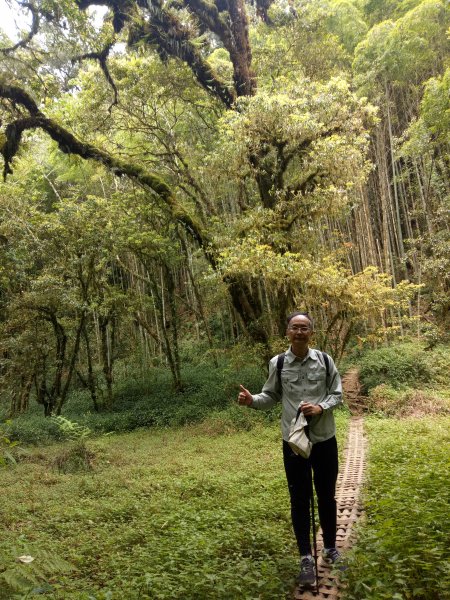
(238, 384), (253, 406)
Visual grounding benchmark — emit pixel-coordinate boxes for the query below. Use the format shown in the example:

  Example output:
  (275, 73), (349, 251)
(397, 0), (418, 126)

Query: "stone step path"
(293, 417), (367, 599)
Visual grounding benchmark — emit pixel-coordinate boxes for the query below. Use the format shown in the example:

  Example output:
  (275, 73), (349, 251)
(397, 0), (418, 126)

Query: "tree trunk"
(56, 312), (85, 414)
(99, 315), (114, 408)
(82, 319), (100, 412)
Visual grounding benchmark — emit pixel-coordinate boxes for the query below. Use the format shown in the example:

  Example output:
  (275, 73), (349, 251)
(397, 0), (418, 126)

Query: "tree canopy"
(0, 0), (448, 412)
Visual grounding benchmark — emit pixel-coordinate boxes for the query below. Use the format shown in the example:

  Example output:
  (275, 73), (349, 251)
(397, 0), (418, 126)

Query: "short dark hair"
(286, 311), (314, 329)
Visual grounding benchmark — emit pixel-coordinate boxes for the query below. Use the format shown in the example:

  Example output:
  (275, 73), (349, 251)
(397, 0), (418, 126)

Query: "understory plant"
(0, 421), (20, 466)
(343, 417), (450, 600)
(50, 416), (95, 473)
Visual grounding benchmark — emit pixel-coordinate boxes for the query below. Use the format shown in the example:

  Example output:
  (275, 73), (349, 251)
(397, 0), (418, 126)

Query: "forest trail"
(342, 368), (366, 414)
(293, 416), (367, 599)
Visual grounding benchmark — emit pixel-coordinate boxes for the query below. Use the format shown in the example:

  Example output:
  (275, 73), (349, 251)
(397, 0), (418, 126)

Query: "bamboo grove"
(0, 0), (448, 416)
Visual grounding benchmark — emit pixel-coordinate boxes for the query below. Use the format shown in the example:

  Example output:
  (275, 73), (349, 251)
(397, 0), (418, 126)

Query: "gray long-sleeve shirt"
(250, 347), (343, 443)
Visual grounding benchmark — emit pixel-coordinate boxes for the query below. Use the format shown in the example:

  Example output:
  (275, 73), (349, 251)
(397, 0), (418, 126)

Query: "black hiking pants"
(283, 436), (338, 556)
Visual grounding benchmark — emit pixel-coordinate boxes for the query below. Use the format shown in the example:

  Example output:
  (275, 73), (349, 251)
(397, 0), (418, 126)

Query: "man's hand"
(238, 384), (253, 406)
(301, 402), (323, 417)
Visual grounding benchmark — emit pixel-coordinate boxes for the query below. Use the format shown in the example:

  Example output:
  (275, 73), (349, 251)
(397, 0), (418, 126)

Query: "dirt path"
(342, 368), (366, 414)
(293, 416), (367, 599)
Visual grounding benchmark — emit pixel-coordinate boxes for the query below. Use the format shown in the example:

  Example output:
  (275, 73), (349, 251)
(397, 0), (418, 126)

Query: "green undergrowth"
(355, 343), (449, 393)
(343, 416), (450, 600)
(345, 342), (450, 418)
(0, 410), (348, 600)
(6, 360), (269, 445)
(7, 343), (449, 444)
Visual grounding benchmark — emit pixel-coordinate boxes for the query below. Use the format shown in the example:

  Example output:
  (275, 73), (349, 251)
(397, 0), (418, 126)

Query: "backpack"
(276, 351), (330, 392)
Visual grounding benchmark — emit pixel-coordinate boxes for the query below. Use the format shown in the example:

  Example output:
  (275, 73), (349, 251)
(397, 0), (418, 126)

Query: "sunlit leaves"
(400, 67), (450, 160)
(353, 0), (449, 95)
(218, 238), (420, 333)
(327, 0), (369, 53)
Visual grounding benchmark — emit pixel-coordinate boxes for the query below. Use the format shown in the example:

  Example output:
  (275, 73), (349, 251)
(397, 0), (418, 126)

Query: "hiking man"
(238, 312), (343, 587)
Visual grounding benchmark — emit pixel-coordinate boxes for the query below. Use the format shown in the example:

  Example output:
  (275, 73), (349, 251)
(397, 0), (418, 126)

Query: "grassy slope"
(0, 412), (348, 600)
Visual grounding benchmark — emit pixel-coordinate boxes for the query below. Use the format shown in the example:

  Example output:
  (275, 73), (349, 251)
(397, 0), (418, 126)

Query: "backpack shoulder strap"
(276, 352), (285, 393)
(321, 351), (330, 378)
(321, 351), (336, 393)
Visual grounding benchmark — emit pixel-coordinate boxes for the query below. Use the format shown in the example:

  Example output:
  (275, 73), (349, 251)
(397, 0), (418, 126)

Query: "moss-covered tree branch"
(73, 43), (119, 110)
(0, 84), (216, 267)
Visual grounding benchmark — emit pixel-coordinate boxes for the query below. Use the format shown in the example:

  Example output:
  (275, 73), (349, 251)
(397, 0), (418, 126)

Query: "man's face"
(286, 315), (313, 345)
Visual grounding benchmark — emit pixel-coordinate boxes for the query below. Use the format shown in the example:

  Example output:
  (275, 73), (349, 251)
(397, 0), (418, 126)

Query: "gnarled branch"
(73, 42), (119, 111)
(76, 0), (244, 105)
(128, 12), (235, 108)
(76, 0), (134, 33)
(0, 84), (217, 267)
(0, 2), (40, 54)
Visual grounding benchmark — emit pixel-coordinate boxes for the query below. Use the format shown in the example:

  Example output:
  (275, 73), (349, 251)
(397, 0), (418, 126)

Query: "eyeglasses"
(288, 325), (311, 332)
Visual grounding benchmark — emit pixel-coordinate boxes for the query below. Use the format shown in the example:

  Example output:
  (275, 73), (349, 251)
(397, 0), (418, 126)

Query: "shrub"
(358, 343), (433, 392)
(367, 384), (449, 418)
(7, 415), (63, 445)
(52, 441), (95, 474)
(425, 344), (450, 386)
(366, 384), (403, 415)
(0, 421), (20, 467)
(50, 417), (95, 473)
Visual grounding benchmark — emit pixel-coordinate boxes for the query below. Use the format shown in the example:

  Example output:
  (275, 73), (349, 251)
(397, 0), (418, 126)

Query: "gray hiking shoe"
(322, 548), (346, 570)
(322, 547), (341, 564)
(297, 556), (315, 587)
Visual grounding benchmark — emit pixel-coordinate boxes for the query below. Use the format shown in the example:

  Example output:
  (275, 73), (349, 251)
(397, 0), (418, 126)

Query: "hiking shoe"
(322, 548), (346, 570)
(297, 556), (316, 587)
(322, 547), (341, 564)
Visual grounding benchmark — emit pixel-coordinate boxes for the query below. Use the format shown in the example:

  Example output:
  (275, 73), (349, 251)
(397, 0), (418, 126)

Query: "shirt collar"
(285, 347), (318, 364)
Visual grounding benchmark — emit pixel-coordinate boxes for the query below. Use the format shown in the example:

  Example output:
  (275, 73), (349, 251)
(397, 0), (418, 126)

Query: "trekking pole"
(309, 460), (320, 595)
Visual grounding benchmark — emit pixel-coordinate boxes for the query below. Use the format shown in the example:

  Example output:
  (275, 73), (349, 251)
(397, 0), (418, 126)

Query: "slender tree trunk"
(99, 315), (114, 408)
(82, 319), (99, 412)
(55, 312), (85, 414)
(9, 375), (33, 416)
(179, 233), (218, 365)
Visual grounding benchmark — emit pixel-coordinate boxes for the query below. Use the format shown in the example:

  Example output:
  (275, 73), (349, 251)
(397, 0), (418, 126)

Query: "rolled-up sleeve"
(251, 357), (281, 410)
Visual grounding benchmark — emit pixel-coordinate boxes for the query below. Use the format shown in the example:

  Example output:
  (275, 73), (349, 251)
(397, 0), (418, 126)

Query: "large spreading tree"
(2, 0), (440, 413)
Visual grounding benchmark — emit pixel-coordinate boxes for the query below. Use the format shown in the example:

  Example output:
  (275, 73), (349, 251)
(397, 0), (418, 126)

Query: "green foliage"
(353, 0), (449, 94)
(6, 416), (63, 445)
(327, 0), (369, 53)
(256, 0), (351, 79)
(0, 420), (19, 467)
(363, 0), (423, 24)
(217, 76), (373, 213)
(0, 0), (448, 436)
(0, 547), (72, 599)
(49, 417), (95, 473)
(0, 417), (349, 599)
(50, 416), (92, 441)
(367, 384), (449, 417)
(357, 342), (436, 392)
(343, 417), (450, 600)
(424, 345), (450, 386)
(402, 68), (450, 156)
(351, 342), (450, 416)
(52, 440), (96, 474)
(8, 358), (268, 443)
